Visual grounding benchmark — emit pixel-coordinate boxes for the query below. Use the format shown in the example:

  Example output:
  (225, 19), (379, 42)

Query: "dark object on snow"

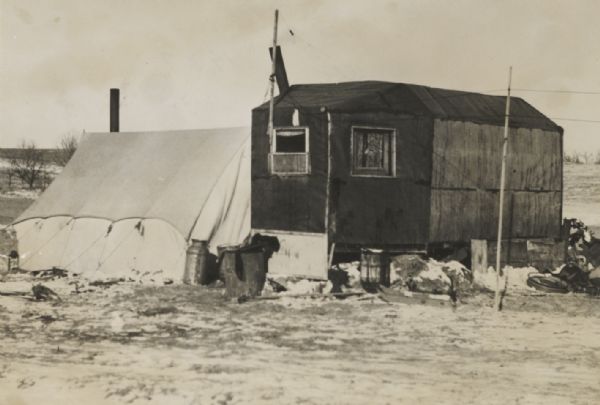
(526, 274), (569, 294)
(138, 306), (178, 317)
(8, 250), (19, 272)
(328, 266), (350, 293)
(556, 264), (589, 287)
(38, 315), (57, 325)
(360, 249), (390, 289)
(31, 267), (68, 279)
(89, 278), (124, 287)
(219, 244), (267, 298)
(265, 278), (287, 293)
(32, 284), (62, 301)
(248, 234), (280, 259)
(581, 239), (600, 268)
(590, 267), (600, 287)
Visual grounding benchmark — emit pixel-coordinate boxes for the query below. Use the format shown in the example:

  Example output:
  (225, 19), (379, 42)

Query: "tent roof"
(254, 81), (561, 131)
(14, 127), (250, 238)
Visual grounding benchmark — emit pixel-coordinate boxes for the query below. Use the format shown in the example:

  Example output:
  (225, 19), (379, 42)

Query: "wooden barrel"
(219, 245), (267, 298)
(360, 249), (390, 287)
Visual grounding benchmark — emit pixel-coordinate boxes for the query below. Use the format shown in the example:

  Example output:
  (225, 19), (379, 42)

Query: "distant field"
(0, 153), (56, 225)
(0, 196), (35, 224)
(563, 163), (600, 234)
(0, 147), (60, 162)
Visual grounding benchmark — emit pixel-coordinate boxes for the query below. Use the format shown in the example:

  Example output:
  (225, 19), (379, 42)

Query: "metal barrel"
(183, 240), (209, 285)
(360, 249), (390, 287)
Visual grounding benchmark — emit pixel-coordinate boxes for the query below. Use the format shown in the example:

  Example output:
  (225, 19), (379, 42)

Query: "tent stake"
(494, 66), (512, 311)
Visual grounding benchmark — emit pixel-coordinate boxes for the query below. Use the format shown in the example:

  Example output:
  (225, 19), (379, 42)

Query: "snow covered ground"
(0, 274), (599, 405)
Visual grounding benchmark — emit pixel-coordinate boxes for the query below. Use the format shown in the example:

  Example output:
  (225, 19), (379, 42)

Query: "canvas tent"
(13, 127), (251, 282)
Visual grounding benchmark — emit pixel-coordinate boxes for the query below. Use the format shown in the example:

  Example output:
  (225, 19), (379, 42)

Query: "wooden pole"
(267, 9), (279, 144)
(494, 66), (512, 311)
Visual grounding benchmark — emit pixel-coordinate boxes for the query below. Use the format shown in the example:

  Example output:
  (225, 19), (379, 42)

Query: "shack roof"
(254, 81), (561, 131)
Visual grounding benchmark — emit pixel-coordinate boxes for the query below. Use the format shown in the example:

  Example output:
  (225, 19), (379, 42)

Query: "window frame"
(269, 126), (311, 176)
(350, 125), (397, 178)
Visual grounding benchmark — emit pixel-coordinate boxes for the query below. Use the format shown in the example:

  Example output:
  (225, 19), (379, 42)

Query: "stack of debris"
(389, 255), (472, 296)
(527, 219), (600, 295)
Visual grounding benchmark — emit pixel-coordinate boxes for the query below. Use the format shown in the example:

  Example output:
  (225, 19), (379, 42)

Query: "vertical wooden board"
(471, 239), (488, 274)
(465, 121), (481, 187)
(487, 239), (529, 267)
(545, 130), (562, 191)
(512, 191), (561, 238)
(429, 189), (489, 241)
(529, 128), (547, 190)
(433, 121), (561, 192)
(479, 124), (499, 190)
(431, 119), (448, 188)
(430, 189), (560, 241)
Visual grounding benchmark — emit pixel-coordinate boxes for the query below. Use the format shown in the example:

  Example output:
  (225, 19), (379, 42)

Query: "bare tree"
(564, 151), (584, 164)
(9, 140), (47, 189)
(56, 133), (79, 166)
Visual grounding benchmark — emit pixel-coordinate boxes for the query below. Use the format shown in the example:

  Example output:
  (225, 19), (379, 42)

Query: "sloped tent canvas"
(13, 127), (251, 282)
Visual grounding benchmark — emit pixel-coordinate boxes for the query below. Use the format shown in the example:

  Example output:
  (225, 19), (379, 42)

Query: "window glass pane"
(353, 128), (393, 176)
(275, 129), (306, 153)
(361, 133), (384, 168)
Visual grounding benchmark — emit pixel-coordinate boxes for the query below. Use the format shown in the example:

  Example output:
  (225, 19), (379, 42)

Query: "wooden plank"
(430, 189), (561, 242)
(471, 239), (488, 274)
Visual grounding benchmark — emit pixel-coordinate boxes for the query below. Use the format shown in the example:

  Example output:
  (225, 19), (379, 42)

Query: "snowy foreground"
(1, 274), (599, 405)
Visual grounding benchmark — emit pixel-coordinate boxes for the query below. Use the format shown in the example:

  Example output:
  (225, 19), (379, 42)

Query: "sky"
(1, 0), (599, 153)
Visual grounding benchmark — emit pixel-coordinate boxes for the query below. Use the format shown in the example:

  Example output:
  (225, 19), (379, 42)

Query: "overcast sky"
(1, 0), (599, 152)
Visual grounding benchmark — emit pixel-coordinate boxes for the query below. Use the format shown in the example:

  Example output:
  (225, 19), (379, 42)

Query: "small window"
(352, 126), (396, 177)
(270, 127), (310, 175)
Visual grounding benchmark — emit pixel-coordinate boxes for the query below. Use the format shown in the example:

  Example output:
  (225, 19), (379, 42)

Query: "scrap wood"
(237, 291), (366, 303)
(379, 287), (453, 305)
(89, 278), (125, 287)
(0, 289), (30, 297)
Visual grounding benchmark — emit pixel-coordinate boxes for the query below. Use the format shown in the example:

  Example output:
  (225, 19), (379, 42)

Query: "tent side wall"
(329, 112), (434, 247)
(251, 107), (328, 233)
(429, 119), (563, 242)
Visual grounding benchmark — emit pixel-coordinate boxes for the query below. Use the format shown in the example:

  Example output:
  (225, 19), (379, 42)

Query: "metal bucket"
(360, 249), (390, 287)
(184, 240), (211, 285)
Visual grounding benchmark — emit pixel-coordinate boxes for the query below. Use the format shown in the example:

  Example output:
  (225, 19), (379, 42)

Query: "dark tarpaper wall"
(251, 107), (328, 233)
(329, 112), (433, 246)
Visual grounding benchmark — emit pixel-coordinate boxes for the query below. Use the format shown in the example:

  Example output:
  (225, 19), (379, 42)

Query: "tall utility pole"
(267, 9), (279, 144)
(494, 66), (512, 311)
